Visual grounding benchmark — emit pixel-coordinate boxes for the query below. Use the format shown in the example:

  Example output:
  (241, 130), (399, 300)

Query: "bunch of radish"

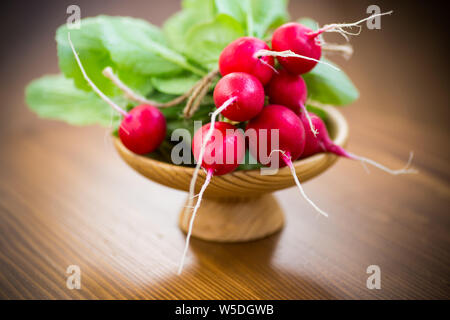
(63, 11), (415, 275)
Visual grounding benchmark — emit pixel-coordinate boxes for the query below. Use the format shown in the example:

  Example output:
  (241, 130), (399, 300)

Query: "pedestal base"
(179, 194), (284, 242)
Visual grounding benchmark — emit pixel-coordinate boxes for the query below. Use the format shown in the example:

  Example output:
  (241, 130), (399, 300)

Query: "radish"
(118, 105), (166, 155)
(219, 37), (275, 85)
(300, 112), (416, 175)
(213, 72), (265, 122)
(182, 71), (265, 256)
(179, 122), (245, 274)
(255, 11), (393, 75)
(68, 33), (166, 155)
(266, 69), (317, 136)
(271, 22), (323, 75)
(180, 71), (264, 274)
(246, 104), (328, 217)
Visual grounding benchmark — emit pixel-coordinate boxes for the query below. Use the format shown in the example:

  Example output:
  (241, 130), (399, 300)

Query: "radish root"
(308, 11), (393, 41)
(270, 150), (329, 218)
(183, 96), (238, 247)
(68, 33), (128, 117)
(300, 102), (318, 136)
(348, 151), (418, 175)
(322, 43), (354, 60)
(254, 49), (340, 71)
(178, 169), (213, 275)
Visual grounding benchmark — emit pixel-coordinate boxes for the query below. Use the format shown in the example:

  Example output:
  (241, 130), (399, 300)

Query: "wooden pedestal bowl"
(113, 106), (349, 243)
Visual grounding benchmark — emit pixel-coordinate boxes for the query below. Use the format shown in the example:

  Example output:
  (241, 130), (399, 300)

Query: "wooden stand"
(114, 106), (348, 243)
(178, 194), (284, 242)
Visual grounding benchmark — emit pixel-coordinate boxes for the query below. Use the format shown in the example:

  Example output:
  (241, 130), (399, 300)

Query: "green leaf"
(183, 0), (216, 14)
(56, 16), (205, 98)
(164, 9), (210, 53)
(25, 74), (123, 127)
(151, 73), (200, 95)
(303, 58), (359, 106)
(297, 17), (319, 30)
(184, 14), (245, 69)
(100, 16), (205, 76)
(164, 0), (216, 53)
(214, 0), (289, 38)
(57, 17), (117, 95)
(57, 17), (154, 96)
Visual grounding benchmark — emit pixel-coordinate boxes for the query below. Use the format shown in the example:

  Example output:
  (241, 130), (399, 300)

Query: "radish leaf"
(25, 74), (124, 127)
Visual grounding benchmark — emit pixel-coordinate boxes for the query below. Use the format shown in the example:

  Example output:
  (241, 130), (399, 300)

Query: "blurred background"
(0, 0), (448, 299)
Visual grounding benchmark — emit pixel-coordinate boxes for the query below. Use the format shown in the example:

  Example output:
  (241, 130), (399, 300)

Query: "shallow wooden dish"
(114, 106), (349, 242)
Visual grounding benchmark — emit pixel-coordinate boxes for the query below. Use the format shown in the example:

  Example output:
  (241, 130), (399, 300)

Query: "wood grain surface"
(0, 0), (449, 299)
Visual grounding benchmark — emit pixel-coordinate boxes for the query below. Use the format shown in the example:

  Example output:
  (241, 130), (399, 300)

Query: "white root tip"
(254, 49), (340, 72)
(317, 11), (393, 41)
(177, 170), (213, 275)
(287, 161), (329, 218)
(351, 151), (418, 175)
(269, 150), (329, 218)
(67, 33), (128, 117)
(322, 43), (354, 60)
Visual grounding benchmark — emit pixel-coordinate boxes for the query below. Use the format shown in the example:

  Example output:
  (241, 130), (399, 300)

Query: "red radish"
(179, 122), (245, 274)
(266, 69), (317, 135)
(181, 71), (265, 260)
(192, 122), (245, 176)
(300, 112), (416, 175)
(272, 22), (322, 74)
(118, 105), (166, 154)
(246, 105), (328, 217)
(213, 72), (265, 122)
(255, 11), (393, 75)
(219, 37), (275, 85)
(68, 33), (166, 155)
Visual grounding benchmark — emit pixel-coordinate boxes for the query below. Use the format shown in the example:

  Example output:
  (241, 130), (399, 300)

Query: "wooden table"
(0, 1), (449, 299)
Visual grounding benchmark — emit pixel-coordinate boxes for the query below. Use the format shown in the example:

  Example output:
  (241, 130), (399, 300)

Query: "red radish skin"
(213, 72), (265, 122)
(118, 105), (166, 155)
(192, 122), (245, 176)
(300, 112), (416, 175)
(68, 33), (166, 155)
(219, 37), (275, 85)
(246, 105), (328, 217)
(266, 69), (317, 135)
(179, 122), (245, 275)
(272, 23), (321, 75)
(246, 105), (306, 168)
